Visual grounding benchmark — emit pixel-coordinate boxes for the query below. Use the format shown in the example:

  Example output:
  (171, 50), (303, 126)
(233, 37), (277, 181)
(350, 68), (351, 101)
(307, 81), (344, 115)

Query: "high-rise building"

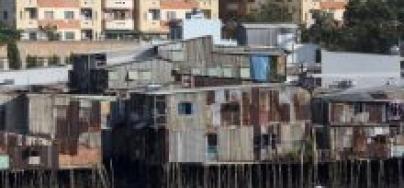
(103, 0), (135, 39)
(0, 0), (103, 41)
(134, 0), (219, 35)
(0, 0), (220, 40)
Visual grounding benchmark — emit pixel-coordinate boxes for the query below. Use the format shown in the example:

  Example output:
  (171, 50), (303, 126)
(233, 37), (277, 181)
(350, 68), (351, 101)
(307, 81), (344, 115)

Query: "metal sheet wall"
(218, 126), (254, 161)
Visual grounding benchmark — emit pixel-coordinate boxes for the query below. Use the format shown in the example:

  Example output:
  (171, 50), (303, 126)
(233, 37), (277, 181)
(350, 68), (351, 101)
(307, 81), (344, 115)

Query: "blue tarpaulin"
(250, 55), (270, 82)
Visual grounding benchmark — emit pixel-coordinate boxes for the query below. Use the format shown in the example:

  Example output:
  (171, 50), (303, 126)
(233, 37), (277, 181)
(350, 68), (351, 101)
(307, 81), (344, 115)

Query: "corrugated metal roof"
(129, 83), (291, 95)
(240, 23), (299, 29)
(317, 86), (404, 102)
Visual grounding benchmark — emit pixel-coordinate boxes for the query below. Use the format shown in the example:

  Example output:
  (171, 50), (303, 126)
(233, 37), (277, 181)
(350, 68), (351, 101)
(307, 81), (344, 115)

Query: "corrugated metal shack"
(0, 93), (119, 170)
(114, 84), (311, 165)
(157, 36), (288, 86)
(312, 86), (404, 159)
(70, 52), (174, 93)
(236, 23), (299, 47)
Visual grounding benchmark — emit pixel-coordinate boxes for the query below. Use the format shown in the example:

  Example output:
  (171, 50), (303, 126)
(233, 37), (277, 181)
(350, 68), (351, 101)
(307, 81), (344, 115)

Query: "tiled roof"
(320, 2), (347, 9)
(37, 0), (80, 8)
(39, 20), (80, 29)
(160, 0), (198, 9)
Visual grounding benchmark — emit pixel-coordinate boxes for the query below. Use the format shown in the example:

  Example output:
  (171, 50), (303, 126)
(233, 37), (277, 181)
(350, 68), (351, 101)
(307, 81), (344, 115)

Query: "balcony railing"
(104, 0), (133, 9)
(104, 20), (134, 30)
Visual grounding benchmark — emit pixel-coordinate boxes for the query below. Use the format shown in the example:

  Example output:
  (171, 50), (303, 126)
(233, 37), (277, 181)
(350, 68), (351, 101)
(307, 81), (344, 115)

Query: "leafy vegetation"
(241, 3), (293, 22)
(304, 0), (404, 53)
(0, 23), (21, 69)
(243, 0), (404, 53)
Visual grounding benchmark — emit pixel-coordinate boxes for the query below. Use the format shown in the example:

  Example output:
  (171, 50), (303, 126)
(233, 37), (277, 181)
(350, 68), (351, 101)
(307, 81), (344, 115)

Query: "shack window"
(178, 102), (193, 115)
(354, 103), (363, 114)
(207, 133), (218, 161)
(108, 71), (119, 80)
(139, 71), (152, 80)
(262, 134), (270, 147)
(207, 133), (217, 147)
(127, 71), (138, 80)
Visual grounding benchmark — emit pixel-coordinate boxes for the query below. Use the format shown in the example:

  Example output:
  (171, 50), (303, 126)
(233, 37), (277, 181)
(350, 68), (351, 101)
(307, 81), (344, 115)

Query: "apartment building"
(135, 0), (219, 35)
(0, 0), (219, 40)
(103, 0), (136, 39)
(0, 0), (103, 41)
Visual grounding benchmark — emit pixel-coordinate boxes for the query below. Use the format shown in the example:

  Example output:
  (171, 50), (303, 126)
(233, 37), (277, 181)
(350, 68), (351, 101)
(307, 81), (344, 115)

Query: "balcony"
(80, 0), (96, 8)
(81, 20), (93, 29)
(22, 0), (37, 8)
(105, 20), (134, 30)
(104, 0), (133, 9)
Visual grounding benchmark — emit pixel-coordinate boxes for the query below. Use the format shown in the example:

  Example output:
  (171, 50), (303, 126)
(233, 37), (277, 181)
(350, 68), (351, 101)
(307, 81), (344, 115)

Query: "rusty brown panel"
(90, 101), (101, 131)
(330, 103), (343, 123)
(242, 91), (251, 126)
(207, 91), (215, 105)
(259, 91), (269, 125)
(352, 128), (367, 156)
(269, 90), (281, 122)
(59, 146), (101, 168)
(220, 102), (241, 126)
(293, 93), (311, 121)
(251, 87), (260, 126)
(366, 104), (383, 123)
(280, 104), (290, 122)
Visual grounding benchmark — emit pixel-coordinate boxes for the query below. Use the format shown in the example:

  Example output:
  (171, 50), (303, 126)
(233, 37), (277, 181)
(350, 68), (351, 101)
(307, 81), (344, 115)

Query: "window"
(3, 11), (7, 19)
(64, 32), (75, 40)
(207, 133), (217, 147)
(207, 133), (218, 161)
(64, 11), (74, 19)
(178, 102), (193, 115)
(148, 9), (160, 20)
(44, 11), (54, 19)
(401, 61), (404, 78)
(139, 70), (151, 80)
(25, 8), (37, 19)
(109, 71), (119, 80)
(29, 32), (37, 40)
(354, 103), (363, 114)
(166, 11), (176, 20)
(127, 71), (138, 80)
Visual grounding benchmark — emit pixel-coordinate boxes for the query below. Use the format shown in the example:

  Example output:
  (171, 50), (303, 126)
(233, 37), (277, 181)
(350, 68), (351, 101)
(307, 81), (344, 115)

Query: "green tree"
(241, 2), (293, 22)
(7, 42), (21, 69)
(303, 11), (343, 50)
(0, 23), (21, 69)
(306, 0), (404, 53)
(0, 23), (19, 44)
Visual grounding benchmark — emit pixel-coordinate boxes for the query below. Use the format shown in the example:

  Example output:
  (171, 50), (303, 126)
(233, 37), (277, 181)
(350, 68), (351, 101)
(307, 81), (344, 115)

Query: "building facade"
(103, 0), (136, 39)
(0, 0), (219, 40)
(0, 45), (8, 71)
(0, 0), (103, 41)
(135, 0), (219, 35)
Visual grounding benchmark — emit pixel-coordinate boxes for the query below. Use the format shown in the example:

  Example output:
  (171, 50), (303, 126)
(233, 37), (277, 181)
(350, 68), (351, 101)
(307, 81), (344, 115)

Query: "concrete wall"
(0, 45), (8, 71)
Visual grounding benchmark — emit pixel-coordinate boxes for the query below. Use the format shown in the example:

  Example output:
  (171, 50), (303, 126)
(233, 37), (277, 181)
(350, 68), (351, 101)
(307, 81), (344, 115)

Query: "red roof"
(37, 0), (80, 8)
(160, 0), (198, 9)
(39, 20), (80, 29)
(320, 2), (347, 9)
